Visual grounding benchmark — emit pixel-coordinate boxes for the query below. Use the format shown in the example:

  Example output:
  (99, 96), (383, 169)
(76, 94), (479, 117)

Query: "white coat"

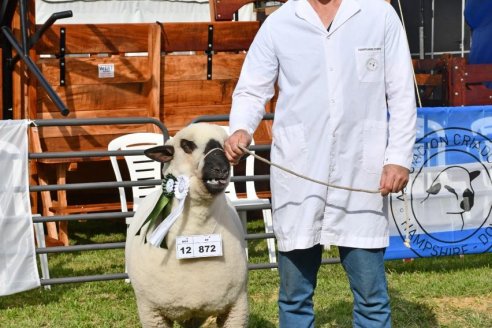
(230, 0), (417, 251)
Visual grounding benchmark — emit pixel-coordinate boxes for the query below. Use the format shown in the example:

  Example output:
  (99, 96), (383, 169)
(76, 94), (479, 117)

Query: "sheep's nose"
(213, 167), (229, 177)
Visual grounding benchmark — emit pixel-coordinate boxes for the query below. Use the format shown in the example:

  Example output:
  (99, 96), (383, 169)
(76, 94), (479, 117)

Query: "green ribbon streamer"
(136, 192), (171, 237)
(135, 173), (177, 248)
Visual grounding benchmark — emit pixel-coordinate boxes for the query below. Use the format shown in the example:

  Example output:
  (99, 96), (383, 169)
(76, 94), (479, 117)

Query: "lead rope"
(238, 145), (411, 248)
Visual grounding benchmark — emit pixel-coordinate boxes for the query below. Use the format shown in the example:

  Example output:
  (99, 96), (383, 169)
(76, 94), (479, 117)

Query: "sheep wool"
(126, 123), (249, 328)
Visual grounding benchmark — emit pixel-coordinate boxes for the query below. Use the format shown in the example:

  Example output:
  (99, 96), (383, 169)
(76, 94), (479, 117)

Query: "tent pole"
(461, 0), (465, 58)
(431, 0), (435, 59)
(419, 0), (425, 59)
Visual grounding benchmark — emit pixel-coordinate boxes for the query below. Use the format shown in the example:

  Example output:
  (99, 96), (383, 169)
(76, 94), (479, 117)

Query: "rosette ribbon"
(147, 175), (190, 247)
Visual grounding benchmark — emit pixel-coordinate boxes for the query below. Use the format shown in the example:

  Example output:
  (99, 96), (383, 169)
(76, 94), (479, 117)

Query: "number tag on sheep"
(176, 234), (223, 259)
(125, 123), (249, 328)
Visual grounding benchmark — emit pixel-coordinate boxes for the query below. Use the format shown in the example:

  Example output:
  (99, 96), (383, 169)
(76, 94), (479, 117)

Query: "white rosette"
(164, 178), (175, 194)
(148, 175), (190, 247)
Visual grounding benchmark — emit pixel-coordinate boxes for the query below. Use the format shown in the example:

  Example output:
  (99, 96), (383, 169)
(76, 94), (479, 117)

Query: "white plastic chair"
(108, 132), (165, 224)
(222, 127), (277, 265)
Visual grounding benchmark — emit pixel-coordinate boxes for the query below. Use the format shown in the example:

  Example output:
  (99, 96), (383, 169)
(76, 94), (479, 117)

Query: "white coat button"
(328, 67), (334, 71)
(330, 99), (335, 104)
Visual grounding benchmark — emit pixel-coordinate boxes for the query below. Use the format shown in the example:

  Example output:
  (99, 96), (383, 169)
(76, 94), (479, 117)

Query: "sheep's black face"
(201, 139), (230, 195)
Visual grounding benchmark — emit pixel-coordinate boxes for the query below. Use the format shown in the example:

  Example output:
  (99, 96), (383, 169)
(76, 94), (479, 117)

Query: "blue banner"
(386, 106), (492, 260)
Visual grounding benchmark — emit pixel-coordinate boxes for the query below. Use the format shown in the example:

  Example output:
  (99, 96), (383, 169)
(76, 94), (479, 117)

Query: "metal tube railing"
(29, 116), (338, 287)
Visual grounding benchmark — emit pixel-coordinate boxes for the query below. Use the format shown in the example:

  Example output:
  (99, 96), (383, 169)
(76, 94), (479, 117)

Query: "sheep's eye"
(180, 139), (197, 154)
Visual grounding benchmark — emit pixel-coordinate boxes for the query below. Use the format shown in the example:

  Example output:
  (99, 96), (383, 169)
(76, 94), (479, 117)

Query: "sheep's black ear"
(180, 139), (197, 154)
(469, 170), (480, 181)
(144, 145), (174, 163)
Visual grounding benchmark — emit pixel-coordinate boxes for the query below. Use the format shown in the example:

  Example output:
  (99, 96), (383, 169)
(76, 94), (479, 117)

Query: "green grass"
(0, 219), (491, 328)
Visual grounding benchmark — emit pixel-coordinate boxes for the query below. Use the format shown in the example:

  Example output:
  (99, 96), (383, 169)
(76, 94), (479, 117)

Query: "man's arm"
(380, 5), (417, 195)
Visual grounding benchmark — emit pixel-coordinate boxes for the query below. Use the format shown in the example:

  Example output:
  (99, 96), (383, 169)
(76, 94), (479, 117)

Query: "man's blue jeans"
(278, 244), (391, 328)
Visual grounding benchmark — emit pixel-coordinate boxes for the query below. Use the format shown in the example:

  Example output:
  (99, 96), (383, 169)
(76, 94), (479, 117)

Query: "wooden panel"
(147, 24), (162, 121)
(163, 104), (232, 135)
(37, 108), (151, 120)
(162, 80), (236, 107)
(163, 53), (246, 81)
(465, 64), (492, 84)
(40, 124), (148, 138)
(37, 122), (150, 139)
(254, 121), (273, 145)
(415, 74), (442, 86)
(34, 22), (258, 54)
(466, 88), (492, 106)
(38, 133), (147, 154)
(34, 24), (152, 54)
(37, 84), (151, 113)
(38, 56), (151, 85)
(161, 21), (259, 52)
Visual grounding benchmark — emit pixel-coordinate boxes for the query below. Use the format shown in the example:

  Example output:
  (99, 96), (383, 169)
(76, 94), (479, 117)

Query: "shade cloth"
(36, 0), (255, 24)
(0, 120), (40, 296)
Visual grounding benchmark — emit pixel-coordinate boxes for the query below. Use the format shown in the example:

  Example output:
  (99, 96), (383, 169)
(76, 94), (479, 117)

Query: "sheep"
(125, 123), (249, 328)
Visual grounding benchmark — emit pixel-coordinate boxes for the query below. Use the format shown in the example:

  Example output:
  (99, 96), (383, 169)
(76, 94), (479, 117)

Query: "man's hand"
(379, 164), (409, 196)
(224, 129), (252, 165)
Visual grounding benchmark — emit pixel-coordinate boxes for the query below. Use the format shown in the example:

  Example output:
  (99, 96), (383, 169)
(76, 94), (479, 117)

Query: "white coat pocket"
(355, 47), (384, 83)
(362, 120), (387, 174)
(270, 123), (309, 206)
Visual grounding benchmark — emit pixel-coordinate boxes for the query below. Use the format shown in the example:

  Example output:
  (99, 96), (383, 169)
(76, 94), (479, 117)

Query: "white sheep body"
(125, 123), (248, 327)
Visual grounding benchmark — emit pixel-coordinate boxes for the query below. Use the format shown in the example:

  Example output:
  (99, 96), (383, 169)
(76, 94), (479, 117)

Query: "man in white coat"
(225, 0), (416, 327)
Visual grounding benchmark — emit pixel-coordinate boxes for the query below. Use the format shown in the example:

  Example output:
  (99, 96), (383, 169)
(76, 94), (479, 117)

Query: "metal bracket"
(59, 27), (66, 86)
(206, 25), (214, 80)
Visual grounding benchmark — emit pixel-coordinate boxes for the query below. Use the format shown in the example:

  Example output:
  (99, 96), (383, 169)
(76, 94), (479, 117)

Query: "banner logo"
(390, 128), (492, 257)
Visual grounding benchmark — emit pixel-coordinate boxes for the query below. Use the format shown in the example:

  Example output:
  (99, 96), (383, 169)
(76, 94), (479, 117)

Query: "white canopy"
(36, 0), (256, 24)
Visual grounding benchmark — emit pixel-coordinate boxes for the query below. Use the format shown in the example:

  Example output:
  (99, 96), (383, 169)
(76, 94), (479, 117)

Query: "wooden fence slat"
(162, 80), (236, 107)
(34, 22), (259, 54)
(466, 88), (492, 106)
(465, 64), (492, 84)
(38, 124), (151, 139)
(35, 24), (152, 54)
(38, 133), (147, 154)
(161, 21), (259, 52)
(163, 104), (233, 134)
(37, 84), (151, 112)
(163, 53), (245, 81)
(38, 56), (151, 85)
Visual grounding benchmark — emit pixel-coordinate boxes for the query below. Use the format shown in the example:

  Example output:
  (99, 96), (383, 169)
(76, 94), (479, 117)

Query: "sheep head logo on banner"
(390, 125), (492, 258)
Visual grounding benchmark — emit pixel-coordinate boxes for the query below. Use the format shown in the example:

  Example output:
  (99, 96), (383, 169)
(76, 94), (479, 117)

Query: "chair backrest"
(108, 132), (165, 213)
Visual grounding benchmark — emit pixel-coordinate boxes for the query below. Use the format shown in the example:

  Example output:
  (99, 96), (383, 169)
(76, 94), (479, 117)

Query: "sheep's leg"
(136, 299), (173, 328)
(216, 291), (249, 328)
(180, 317), (207, 328)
